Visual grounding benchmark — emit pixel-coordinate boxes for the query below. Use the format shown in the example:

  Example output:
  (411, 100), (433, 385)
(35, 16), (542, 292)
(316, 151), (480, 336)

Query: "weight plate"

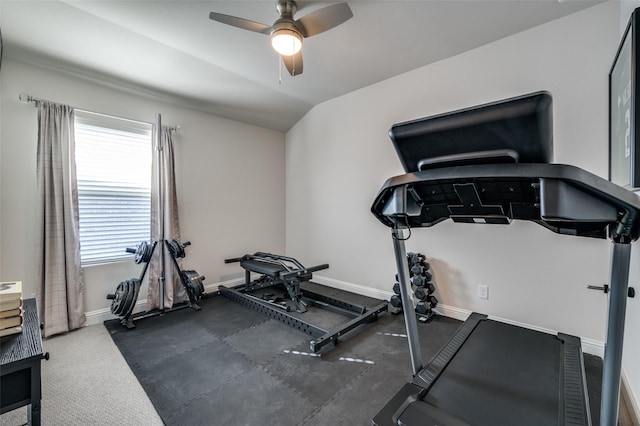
(134, 241), (153, 264)
(122, 279), (140, 318)
(182, 270), (204, 300)
(196, 277), (204, 296)
(134, 242), (144, 264)
(122, 279), (136, 317)
(181, 271), (195, 301)
(167, 240), (177, 258)
(110, 281), (126, 315)
(170, 239), (186, 258)
(143, 242), (154, 263)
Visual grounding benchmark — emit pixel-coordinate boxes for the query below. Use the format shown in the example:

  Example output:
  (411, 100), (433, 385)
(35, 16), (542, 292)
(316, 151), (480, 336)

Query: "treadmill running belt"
(423, 320), (561, 425)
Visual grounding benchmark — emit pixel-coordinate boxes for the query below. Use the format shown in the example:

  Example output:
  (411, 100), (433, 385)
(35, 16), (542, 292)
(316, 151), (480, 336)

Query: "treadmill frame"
(371, 165), (640, 426)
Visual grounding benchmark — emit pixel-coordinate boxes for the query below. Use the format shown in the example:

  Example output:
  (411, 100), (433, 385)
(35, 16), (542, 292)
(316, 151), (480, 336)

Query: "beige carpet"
(0, 324), (162, 426)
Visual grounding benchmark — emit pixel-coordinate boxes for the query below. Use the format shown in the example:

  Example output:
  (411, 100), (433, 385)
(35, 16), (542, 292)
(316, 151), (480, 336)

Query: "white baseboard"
(311, 275), (393, 301)
(311, 274), (605, 356)
(84, 299), (146, 326)
(486, 312), (604, 357)
(433, 303), (471, 322)
(87, 274), (605, 357)
(84, 276), (244, 327)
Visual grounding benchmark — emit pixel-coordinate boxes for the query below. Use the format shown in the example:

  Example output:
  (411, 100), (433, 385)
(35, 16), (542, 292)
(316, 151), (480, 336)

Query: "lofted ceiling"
(1, 0), (603, 132)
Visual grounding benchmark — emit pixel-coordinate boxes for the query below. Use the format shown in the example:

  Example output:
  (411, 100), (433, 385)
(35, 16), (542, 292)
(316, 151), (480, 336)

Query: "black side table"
(0, 298), (47, 425)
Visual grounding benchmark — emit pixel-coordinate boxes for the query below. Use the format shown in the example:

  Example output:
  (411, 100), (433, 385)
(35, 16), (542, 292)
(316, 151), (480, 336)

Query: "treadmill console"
(390, 91), (553, 172)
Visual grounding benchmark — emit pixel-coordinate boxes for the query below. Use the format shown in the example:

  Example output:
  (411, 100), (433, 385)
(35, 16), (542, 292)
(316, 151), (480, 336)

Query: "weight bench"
(226, 252), (328, 313)
(219, 252), (389, 352)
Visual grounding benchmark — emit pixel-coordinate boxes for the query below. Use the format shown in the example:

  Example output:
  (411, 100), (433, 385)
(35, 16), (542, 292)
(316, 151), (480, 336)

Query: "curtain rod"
(18, 92), (180, 132)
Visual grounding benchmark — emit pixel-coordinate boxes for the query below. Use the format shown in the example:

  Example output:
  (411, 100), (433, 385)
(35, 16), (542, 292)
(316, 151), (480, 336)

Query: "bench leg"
(284, 280), (308, 313)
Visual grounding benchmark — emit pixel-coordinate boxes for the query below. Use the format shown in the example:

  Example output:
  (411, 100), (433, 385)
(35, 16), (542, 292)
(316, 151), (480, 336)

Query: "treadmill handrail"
(371, 163), (640, 241)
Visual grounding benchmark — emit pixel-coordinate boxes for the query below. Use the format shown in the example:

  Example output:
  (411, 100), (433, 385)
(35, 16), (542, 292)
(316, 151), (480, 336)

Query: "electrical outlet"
(478, 285), (489, 299)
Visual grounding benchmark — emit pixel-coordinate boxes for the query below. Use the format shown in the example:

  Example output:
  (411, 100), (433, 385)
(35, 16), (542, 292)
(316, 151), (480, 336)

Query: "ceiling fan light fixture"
(271, 29), (302, 56)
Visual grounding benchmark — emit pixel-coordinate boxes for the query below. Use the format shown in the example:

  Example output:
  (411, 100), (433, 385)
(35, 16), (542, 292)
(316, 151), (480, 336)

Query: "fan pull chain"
(279, 55), (283, 84)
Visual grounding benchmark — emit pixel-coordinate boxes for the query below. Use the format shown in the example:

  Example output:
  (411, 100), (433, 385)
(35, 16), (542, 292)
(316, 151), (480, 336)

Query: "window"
(74, 110), (153, 265)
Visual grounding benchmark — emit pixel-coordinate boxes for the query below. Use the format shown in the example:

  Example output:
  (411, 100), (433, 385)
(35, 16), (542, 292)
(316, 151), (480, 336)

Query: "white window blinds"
(74, 110), (153, 265)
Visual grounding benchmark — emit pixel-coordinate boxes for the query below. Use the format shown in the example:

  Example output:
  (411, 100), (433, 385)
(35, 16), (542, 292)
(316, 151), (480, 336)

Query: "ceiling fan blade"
(283, 51), (303, 76)
(208, 12), (273, 35)
(295, 3), (353, 38)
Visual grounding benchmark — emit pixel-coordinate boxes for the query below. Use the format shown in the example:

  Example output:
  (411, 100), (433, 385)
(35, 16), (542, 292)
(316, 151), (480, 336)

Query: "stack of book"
(0, 281), (24, 337)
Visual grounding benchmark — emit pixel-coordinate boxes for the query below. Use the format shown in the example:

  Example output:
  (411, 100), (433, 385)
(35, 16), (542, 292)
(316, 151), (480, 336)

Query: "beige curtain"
(35, 100), (85, 337)
(147, 126), (185, 310)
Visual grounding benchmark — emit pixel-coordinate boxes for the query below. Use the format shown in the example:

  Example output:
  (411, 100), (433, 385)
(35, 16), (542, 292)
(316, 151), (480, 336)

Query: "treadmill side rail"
(414, 312), (486, 389)
(372, 383), (473, 426)
(557, 333), (592, 426)
(372, 383), (425, 426)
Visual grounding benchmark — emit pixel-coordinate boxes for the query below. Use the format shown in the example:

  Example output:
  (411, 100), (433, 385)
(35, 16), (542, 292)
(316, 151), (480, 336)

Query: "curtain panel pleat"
(147, 126), (184, 310)
(35, 100), (86, 337)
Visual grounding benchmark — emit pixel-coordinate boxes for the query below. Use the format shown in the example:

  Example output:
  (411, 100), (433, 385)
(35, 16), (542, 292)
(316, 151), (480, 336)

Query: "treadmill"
(370, 92), (640, 426)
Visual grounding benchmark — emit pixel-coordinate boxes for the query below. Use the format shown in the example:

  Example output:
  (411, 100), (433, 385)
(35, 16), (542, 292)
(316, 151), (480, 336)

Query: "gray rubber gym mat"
(104, 283), (603, 425)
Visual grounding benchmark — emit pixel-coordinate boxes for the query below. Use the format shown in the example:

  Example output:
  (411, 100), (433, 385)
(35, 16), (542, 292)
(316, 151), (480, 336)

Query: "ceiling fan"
(209, 1), (353, 76)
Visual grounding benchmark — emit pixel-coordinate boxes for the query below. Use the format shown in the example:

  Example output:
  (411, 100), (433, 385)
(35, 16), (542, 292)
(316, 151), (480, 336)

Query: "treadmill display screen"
(389, 92), (553, 173)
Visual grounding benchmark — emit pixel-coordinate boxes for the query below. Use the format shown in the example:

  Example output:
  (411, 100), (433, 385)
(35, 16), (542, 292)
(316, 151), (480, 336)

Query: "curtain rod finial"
(19, 93), (32, 103)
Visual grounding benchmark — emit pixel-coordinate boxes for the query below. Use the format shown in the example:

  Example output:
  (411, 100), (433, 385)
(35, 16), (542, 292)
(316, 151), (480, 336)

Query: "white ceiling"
(1, 0), (603, 132)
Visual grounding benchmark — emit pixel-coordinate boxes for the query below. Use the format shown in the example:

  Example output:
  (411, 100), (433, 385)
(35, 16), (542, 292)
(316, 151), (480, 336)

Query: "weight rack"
(107, 239), (205, 329)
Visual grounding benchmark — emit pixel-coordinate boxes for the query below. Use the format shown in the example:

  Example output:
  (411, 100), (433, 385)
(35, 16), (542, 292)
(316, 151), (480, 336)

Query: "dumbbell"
(409, 265), (426, 275)
(425, 282), (436, 294)
(411, 273), (433, 287)
(414, 287), (428, 301)
(392, 282), (401, 295)
(408, 253), (426, 264)
(415, 301), (430, 315)
(426, 295), (438, 308)
(390, 295), (402, 308)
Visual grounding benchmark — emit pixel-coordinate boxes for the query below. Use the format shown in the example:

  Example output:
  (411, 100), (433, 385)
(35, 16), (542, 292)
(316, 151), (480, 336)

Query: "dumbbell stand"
(416, 311), (436, 323)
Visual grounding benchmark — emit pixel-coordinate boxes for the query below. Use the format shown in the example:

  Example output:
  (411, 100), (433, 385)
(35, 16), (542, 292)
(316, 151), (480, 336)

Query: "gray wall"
(0, 58), (286, 314)
(286, 0), (640, 415)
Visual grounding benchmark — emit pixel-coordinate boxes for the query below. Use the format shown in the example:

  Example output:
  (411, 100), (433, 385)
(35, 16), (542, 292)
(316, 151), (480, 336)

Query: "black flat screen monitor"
(610, 7), (640, 189)
(389, 91), (553, 173)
